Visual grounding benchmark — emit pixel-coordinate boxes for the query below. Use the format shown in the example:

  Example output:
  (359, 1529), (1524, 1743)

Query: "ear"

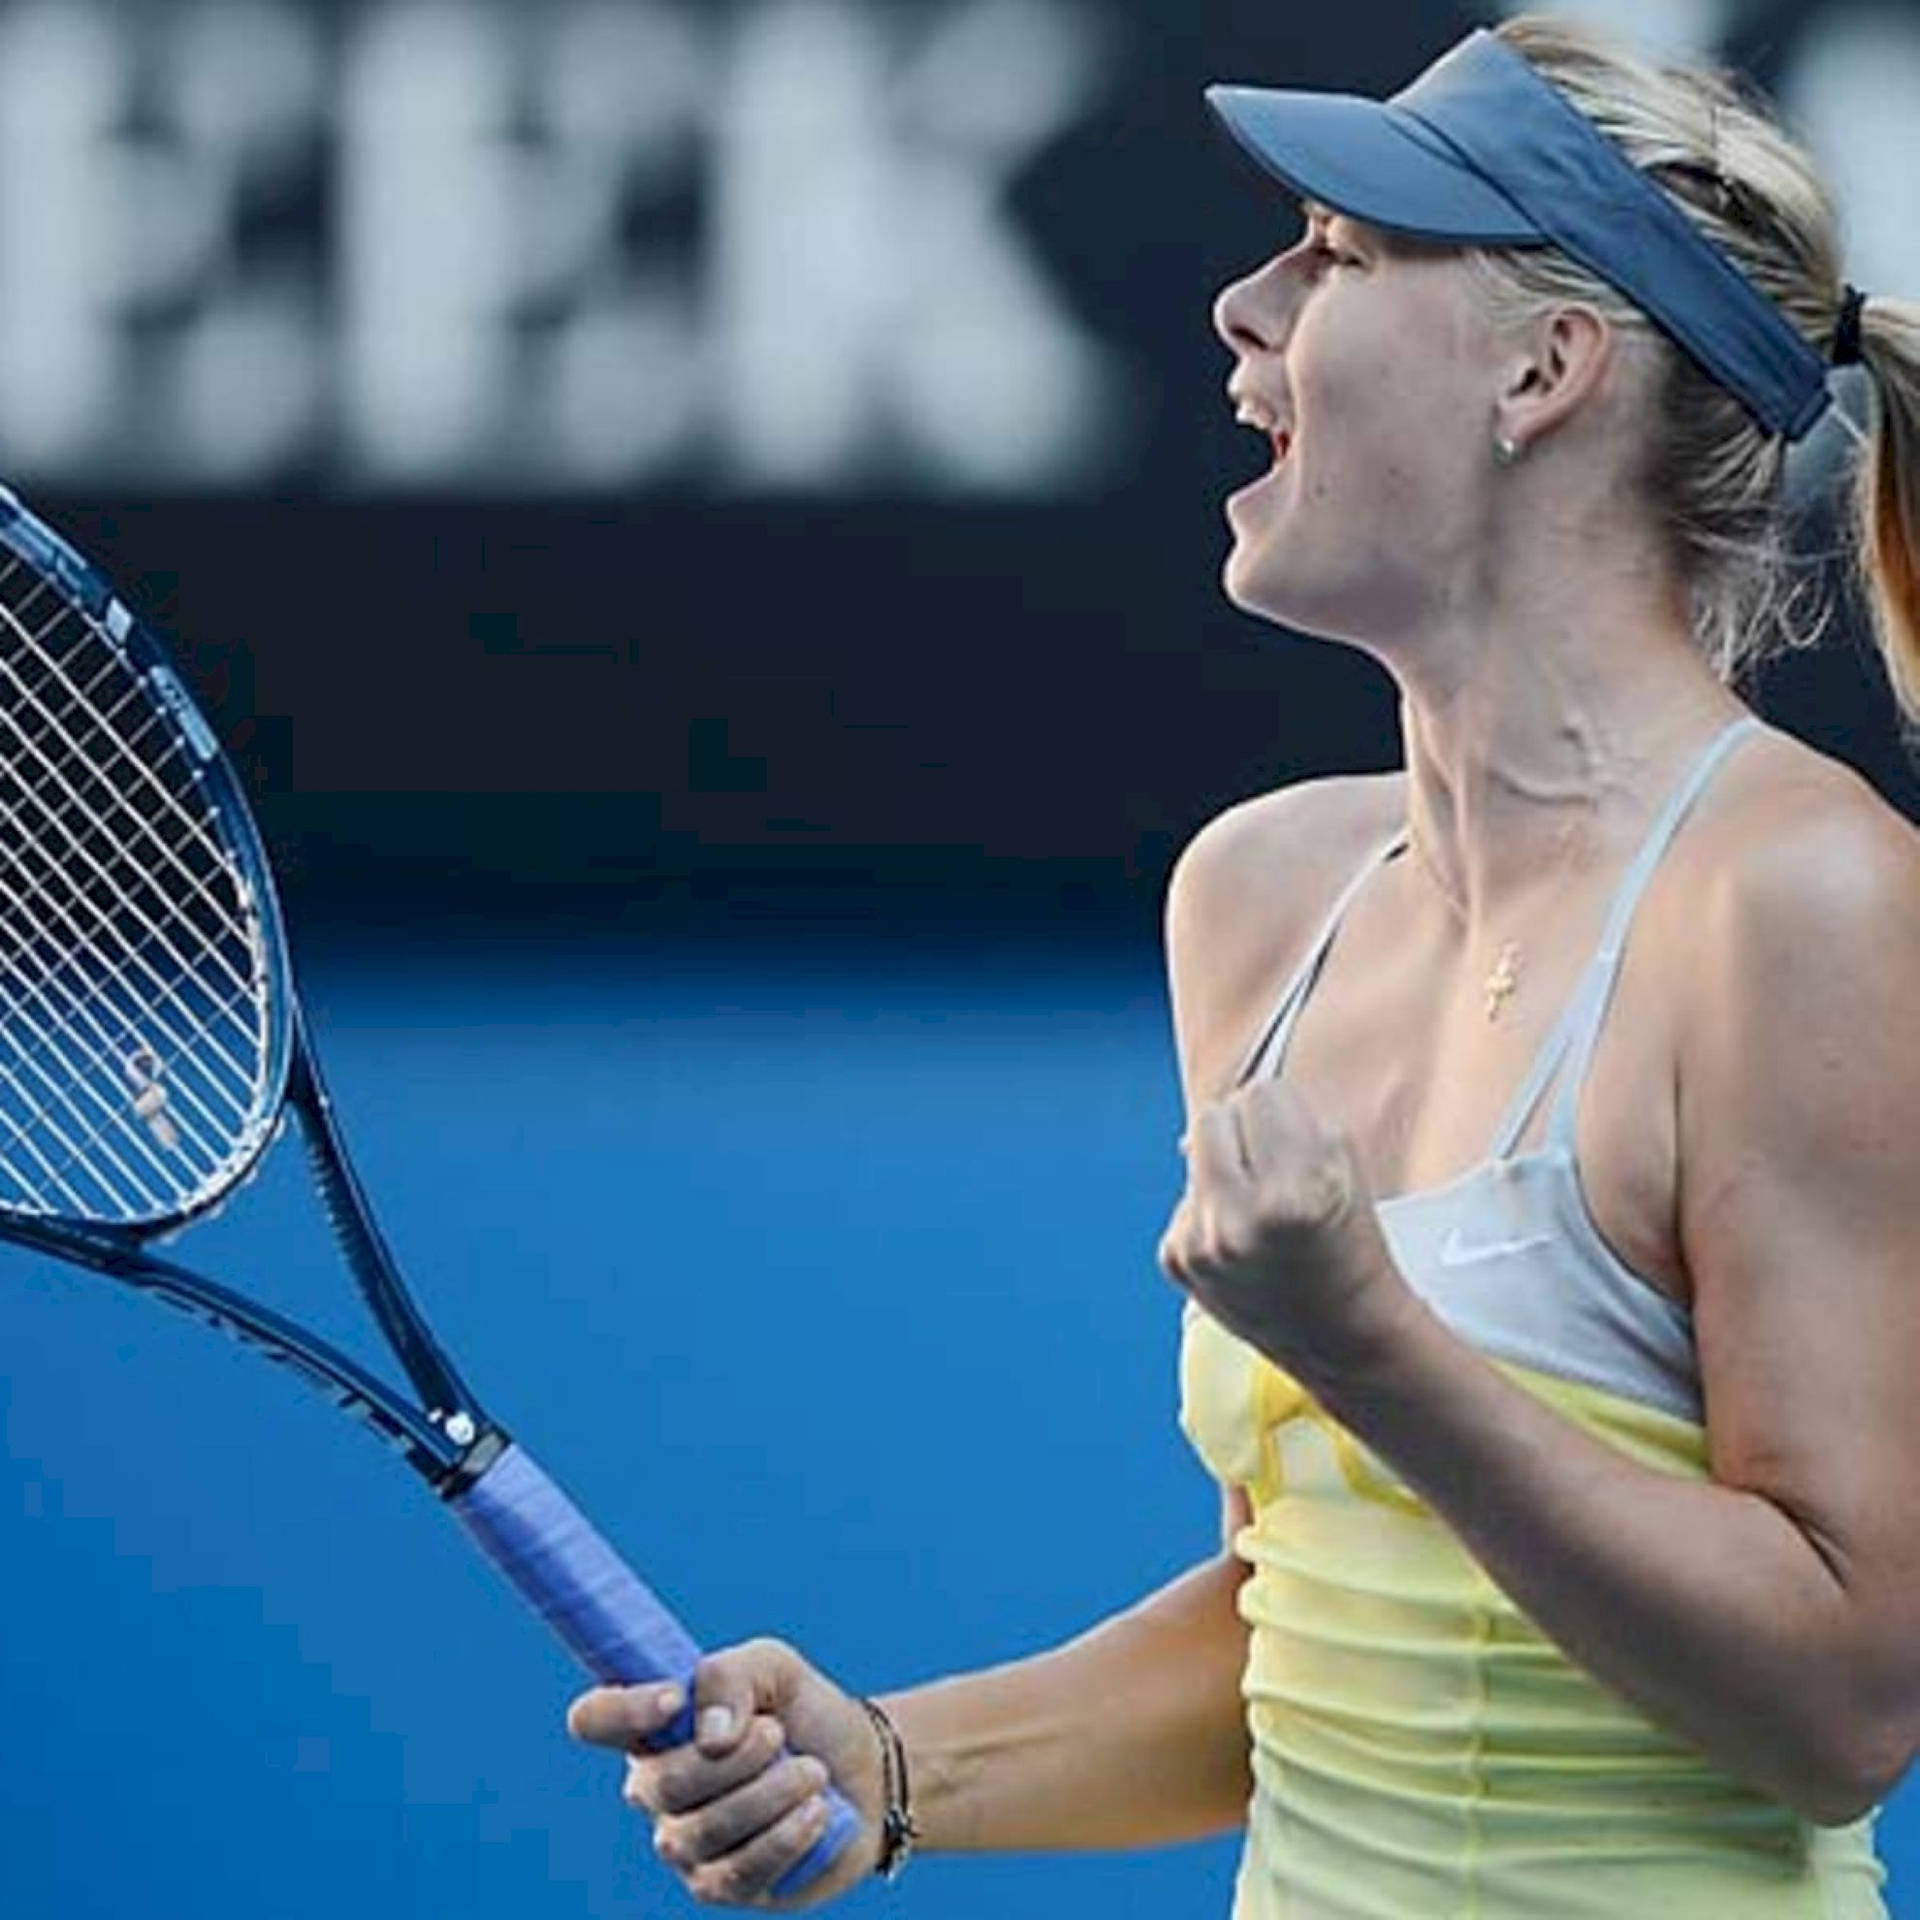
(1492, 303), (1614, 456)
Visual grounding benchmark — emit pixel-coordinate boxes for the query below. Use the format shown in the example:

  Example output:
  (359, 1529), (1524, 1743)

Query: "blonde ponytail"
(1855, 299), (1920, 724)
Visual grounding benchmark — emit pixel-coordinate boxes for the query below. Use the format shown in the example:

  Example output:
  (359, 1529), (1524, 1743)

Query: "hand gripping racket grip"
(449, 1443), (861, 1899)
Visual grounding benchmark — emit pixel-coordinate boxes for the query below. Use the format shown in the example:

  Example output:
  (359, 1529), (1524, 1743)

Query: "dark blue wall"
(2, 0), (1917, 1913)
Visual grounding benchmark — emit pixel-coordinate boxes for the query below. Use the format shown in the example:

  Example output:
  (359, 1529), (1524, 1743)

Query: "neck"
(1385, 605), (1743, 933)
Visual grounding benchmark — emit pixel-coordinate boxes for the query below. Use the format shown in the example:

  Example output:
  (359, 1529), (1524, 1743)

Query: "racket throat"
(286, 1040), (482, 1426)
(437, 1420), (512, 1500)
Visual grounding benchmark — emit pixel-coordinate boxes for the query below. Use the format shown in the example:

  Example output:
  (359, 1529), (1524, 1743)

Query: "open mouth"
(1234, 393), (1293, 472)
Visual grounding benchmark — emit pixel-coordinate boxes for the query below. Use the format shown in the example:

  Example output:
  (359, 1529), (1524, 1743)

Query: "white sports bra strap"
(1534, 714), (1763, 1153)
(1231, 826), (1410, 1090)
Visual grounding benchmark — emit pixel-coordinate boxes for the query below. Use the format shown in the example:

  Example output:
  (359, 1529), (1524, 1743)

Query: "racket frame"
(0, 485), (498, 1490)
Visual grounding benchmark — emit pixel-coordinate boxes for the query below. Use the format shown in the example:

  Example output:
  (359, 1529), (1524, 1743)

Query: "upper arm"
(1678, 797), (1920, 1780)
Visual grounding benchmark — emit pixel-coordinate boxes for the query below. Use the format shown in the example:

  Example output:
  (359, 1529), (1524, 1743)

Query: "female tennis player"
(569, 16), (1920, 1915)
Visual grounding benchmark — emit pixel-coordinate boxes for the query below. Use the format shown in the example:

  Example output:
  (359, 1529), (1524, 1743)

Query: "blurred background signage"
(0, 0), (1126, 494)
(0, 0), (1912, 497)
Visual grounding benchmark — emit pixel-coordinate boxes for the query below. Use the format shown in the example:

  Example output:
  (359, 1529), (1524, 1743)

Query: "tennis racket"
(0, 484), (858, 1897)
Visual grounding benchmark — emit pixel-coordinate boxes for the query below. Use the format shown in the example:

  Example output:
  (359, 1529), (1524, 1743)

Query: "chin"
(1222, 558), (1365, 647)
(1224, 545), (1305, 627)
(1222, 537), (1273, 613)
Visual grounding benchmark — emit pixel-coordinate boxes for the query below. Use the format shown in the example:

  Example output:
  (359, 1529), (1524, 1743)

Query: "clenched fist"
(1158, 1077), (1418, 1388)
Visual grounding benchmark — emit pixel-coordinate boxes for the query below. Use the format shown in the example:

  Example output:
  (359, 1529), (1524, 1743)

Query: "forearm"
(1309, 1300), (1878, 1823)
(877, 1553), (1252, 1852)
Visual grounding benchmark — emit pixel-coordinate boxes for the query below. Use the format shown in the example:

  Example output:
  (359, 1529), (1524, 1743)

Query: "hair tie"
(1831, 284), (1868, 368)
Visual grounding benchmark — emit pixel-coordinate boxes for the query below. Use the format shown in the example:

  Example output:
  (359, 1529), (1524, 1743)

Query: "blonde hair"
(1466, 15), (1920, 725)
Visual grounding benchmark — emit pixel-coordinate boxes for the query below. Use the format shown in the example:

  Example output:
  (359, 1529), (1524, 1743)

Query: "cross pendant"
(1484, 941), (1521, 1020)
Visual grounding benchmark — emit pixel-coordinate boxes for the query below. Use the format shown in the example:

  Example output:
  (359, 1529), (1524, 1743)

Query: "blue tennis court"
(2, 928), (1915, 1917)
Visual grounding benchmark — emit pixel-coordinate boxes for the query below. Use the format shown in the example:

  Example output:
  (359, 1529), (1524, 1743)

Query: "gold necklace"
(1405, 801), (1601, 1024)
(1401, 834), (1535, 1022)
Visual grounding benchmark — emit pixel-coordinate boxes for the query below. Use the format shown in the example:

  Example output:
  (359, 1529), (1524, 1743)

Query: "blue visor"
(1207, 30), (1831, 441)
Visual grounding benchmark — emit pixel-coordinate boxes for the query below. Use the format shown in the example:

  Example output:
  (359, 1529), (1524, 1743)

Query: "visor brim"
(1206, 85), (1543, 246)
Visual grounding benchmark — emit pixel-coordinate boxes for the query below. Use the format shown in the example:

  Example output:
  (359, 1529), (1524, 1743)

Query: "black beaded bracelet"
(858, 1697), (920, 1883)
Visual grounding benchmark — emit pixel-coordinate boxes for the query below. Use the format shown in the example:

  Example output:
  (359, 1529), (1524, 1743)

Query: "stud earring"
(1493, 433), (1521, 466)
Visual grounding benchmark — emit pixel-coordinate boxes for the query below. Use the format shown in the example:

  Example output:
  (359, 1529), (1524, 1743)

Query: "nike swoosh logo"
(1437, 1226), (1556, 1267)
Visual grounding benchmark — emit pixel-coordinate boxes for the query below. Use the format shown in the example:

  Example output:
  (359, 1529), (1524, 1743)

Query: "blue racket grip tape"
(450, 1443), (861, 1899)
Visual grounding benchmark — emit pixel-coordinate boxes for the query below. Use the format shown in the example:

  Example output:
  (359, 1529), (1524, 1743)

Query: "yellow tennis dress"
(1179, 718), (1891, 1919)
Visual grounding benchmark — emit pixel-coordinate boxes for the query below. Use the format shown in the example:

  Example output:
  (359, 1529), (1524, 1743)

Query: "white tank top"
(1230, 714), (1766, 1423)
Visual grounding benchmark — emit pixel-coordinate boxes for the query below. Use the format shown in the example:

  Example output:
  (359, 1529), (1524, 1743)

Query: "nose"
(1212, 251), (1298, 360)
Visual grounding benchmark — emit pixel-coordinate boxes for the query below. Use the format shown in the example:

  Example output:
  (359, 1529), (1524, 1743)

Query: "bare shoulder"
(1676, 726), (1920, 963)
(1669, 725), (1920, 1061)
(1164, 771), (1404, 1112)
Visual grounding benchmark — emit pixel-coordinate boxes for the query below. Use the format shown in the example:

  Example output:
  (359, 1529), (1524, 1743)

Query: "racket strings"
(0, 630), (243, 1018)
(0, 775), (256, 1146)
(0, 688), (256, 1084)
(0, 666), (261, 1087)
(0, 872), (246, 1176)
(0, 570), (274, 1224)
(0, 579), (251, 993)
(0, 606), (258, 1089)
(0, 757), (261, 1208)
(0, 795), (241, 1208)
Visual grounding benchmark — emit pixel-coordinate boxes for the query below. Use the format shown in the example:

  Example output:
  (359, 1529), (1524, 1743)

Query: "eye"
(1306, 235), (1362, 272)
